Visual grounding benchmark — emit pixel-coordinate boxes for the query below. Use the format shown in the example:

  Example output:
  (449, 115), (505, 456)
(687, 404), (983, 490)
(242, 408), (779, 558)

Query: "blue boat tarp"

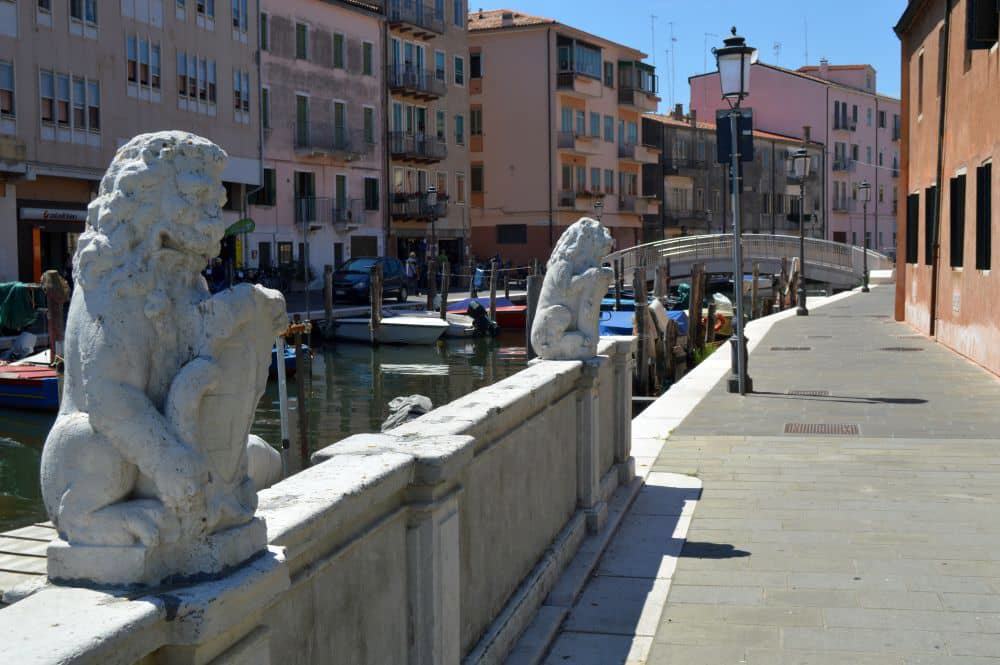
(598, 308), (689, 337)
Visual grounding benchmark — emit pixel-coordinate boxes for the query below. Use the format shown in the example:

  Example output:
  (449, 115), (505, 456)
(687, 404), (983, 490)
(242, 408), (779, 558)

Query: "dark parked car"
(332, 257), (409, 304)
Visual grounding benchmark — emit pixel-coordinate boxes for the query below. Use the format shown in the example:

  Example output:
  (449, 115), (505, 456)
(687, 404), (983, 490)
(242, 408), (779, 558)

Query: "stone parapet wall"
(0, 336), (636, 665)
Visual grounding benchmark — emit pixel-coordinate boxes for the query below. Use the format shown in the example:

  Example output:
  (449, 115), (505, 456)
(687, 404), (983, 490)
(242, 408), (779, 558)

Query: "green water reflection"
(0, 334), (527, 532)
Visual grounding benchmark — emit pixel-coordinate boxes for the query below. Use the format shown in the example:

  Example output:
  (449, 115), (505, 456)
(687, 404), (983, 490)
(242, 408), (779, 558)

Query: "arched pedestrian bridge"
(607, 234), (895, 287)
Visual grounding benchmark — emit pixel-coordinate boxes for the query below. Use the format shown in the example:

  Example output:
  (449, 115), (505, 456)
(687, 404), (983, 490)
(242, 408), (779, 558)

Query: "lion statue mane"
(530, 217), (615, 361)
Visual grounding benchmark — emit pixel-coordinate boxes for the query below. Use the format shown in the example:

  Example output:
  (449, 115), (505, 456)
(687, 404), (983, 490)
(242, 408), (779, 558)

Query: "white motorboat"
(408, 311), (477, 338)
(333, 313), (449, 345)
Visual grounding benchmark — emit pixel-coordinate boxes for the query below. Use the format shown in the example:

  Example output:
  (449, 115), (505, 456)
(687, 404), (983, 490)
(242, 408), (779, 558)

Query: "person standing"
(405, 251), (420, 298)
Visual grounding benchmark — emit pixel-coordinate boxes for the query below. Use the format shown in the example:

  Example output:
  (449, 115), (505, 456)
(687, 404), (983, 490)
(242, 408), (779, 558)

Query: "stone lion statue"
(531, 218), (615, 360)
(40, 132), (286, 562)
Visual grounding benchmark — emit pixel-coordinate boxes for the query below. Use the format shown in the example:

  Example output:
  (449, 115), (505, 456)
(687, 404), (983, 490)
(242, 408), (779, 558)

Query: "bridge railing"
(606, 233), (893, 279)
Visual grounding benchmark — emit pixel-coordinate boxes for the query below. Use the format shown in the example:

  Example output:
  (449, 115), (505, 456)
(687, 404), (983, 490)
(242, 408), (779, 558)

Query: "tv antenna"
(773, 42), (782, 66)
(703, 32), (719, 72)
(669, 22), (677, 110)
(804, 17), (809, 65)
(650, 15), (657, 67)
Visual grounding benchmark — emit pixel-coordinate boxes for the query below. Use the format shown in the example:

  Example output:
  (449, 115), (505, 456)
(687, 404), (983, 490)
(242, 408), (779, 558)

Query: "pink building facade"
(690, 62), (901, 255)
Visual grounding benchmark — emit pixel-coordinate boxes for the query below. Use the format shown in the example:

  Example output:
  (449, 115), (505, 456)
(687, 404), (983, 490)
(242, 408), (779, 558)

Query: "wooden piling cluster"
(440, 260), (450, 320)
(369, 262), (383, 344)
(632, 266), (652, 396)
(489, 259), (498, 321)
(525, 261), (542, 359)
(426, 258), (437, 311)
(687, 263), (706, 358)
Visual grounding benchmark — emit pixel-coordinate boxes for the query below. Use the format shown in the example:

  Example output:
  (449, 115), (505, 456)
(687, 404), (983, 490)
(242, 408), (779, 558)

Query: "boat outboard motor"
(466, 300), (500, 337)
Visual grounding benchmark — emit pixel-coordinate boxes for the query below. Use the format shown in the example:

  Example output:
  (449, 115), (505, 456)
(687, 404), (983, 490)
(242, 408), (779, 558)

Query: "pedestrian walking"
(405, 252), (420, 298)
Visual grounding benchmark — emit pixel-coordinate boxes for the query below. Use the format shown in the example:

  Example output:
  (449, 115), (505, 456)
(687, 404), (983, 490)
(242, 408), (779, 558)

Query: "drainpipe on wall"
(770, 139), (776, 234)
(382, 18), (392, 257)
(928, 0), (952, 337)
(546, 28), (554, 250)
(823, 84), (830, 241)
(243, 0), (265, 270)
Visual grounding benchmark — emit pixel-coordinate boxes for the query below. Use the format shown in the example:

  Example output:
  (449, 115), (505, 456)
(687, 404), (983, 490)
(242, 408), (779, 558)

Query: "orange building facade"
(895, 0), (999, 373)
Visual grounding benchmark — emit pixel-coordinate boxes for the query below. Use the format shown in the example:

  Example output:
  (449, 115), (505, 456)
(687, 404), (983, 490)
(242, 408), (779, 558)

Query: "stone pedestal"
(47, 518), (267, 588)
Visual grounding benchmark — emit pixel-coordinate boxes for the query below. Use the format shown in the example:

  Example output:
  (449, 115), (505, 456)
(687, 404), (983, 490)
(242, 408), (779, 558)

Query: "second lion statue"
(530, 218), (615, 361)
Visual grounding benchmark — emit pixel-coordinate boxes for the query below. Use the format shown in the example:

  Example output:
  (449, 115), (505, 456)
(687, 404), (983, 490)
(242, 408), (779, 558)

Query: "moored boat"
(0, 363), (59, 411)
(333, 314), (449, 345)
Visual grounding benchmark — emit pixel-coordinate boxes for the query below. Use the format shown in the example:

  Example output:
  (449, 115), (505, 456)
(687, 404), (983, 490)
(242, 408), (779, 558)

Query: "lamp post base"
(861, 285), (870, 293)
(796, 287), (808, 316)
(726, 336), (753, 394)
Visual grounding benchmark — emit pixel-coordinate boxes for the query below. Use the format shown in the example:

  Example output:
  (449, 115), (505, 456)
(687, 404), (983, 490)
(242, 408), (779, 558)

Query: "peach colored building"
(0, 0), (261, 282)
(466, 9), (659, 266)
(386, 0), (471, 266)
(250, 0), (385, 274)
(894, 0), (999, 374)
(690, 61), (901, 255)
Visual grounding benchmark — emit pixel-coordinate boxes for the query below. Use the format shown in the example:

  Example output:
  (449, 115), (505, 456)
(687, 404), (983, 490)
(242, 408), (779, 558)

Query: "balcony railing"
(557, 131), (583, 148)
(295, 124), (374, 159)
(664, 209), (709, 222)
(832, 199), (856, 213)
(664, 155), (709, 172)
(387, 65), (446, 99)
(294, 196), (367, 226)
(833, 119), (857, 132)
(618, 85), (659, 108)
(388, 131), (446, 162)
(618, 195), (637, 212)
(390, 192), (448, 220)
(618, 141), (637, 159)
(832, 158), (855, 172)
(387, 0), (444, 35)
(333, 198), (364, 228)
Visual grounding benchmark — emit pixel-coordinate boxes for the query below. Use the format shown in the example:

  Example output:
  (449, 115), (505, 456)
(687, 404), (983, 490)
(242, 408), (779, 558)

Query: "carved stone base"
(47, 517), (267, 588)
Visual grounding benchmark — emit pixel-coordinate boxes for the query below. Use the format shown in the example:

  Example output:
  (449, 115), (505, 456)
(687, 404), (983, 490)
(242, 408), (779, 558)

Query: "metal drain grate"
(784, 423), (860, 435)
(880, 347), (924, 352)
(807, 335), (833, 339)
(770, 346), (812, 351)
(788, 390), (830, 397)
(897, 335), (923, 339)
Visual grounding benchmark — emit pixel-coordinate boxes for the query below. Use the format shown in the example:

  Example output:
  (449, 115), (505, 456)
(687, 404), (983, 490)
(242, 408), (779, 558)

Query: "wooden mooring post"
(426, 257), (437, 311)
(440, 260), (450, 319)
(633, 267), (650, 396)
(687, 263), (705, 356)
(323, 264), (334, 325)
(526, 272), (542, 359)
(779, 257), (789, 311)
(292, 314), (310, 470)
(370, 263), (383, 345)
(489, 259), (498, 321)
(705, 301), (717, 345)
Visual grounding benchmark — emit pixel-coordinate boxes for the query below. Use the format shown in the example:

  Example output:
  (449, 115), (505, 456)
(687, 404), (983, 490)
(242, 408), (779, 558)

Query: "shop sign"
(21, 207), (88, 222)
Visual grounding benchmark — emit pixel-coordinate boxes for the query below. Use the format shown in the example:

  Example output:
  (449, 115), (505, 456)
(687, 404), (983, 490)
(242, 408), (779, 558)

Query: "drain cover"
(784, 423), (860, 435)
(880, 347), (923, 352)
(897, 335), (923, 339)
(807, 335), (833, 339)
(788, 390), (830, 397)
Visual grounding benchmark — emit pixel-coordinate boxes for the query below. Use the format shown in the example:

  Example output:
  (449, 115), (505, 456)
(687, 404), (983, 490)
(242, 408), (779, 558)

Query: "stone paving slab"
(647, 287), (1000, 664)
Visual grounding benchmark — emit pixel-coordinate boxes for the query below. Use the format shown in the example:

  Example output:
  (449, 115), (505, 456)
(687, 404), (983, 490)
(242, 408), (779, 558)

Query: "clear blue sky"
(475, 1), (908, 110)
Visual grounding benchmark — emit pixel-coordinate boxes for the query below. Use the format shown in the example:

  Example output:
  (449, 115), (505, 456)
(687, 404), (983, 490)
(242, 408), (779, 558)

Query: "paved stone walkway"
(646, 287), (1000, 664)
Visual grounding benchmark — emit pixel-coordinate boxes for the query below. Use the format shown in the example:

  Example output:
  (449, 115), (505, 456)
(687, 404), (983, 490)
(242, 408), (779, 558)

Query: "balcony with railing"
(663, 155), (709, 174)
(832, 198), (856, 213)
(557, 130), (602, 154)
(295, 124), (374, 160)
(387, 65), (446, 100)
(333, 198), (364, 229)
(557, 189), (606, 212)
(390, 192), (448, 220)
(832, 158), (856, 172)
(617, 61), (659, 112)
(556, 38), (604, 97)
(387, 0), (443, 38)
(832, 118), (857, 132)
(294, 196), (368, 228)
(388, 131), (446, 163)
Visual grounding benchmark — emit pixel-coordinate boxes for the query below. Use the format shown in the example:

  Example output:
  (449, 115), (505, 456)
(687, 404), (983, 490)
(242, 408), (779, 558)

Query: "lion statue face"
(547, 217), (615, 274)
(74, 131), (229, 294)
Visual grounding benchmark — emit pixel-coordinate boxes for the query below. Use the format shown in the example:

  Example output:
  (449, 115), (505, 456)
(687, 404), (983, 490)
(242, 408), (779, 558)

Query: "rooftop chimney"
(673, 103), (683, 120)
(689, 109), (697, 127)
(501, 11), (514, 26)
(819, 58), (829, 79)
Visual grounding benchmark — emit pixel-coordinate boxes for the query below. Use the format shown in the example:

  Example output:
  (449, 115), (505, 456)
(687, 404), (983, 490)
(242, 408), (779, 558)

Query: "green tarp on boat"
(0, 282), (43, 334)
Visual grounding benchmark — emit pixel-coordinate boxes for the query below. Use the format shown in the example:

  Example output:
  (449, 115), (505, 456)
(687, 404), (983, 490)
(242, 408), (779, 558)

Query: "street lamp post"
(426, 185), (438, 260)
(714, 27), (756, 395)
(594, 197), (604, 222)
(792, 148), (810, 316)
(858, 180), (871, 292)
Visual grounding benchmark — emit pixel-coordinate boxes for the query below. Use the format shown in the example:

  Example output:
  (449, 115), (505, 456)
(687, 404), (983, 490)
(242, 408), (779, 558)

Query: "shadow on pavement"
(750, 391), (928, 405)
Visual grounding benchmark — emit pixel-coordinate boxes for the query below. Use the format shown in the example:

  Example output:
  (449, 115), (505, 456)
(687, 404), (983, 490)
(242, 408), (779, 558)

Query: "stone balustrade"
(0, 336), (636, 665)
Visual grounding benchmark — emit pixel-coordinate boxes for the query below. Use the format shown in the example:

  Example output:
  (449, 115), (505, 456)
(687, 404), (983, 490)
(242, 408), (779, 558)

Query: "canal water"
(0, 334), (528, 533)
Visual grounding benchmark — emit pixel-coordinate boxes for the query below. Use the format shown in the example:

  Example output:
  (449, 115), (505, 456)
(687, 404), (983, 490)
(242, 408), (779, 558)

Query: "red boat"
(0, 362), (60, 411)
(493, 305), (527, 330)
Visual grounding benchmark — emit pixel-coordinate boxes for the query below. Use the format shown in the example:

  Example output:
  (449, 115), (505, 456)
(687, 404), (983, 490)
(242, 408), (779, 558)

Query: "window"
(560, 164), (571, 191)
(604, 169), (613, 194)
(906, 194), (920, 263)
(589, 112), (600, 137)
(866, 107), (872, 127)
(199, 58), (207, 100)
(975, 163), (992, 269)
(454, 114), (464, 145)
(0, 61), (12, 117)
(362, 42), (373, 76)
(851, 104), (858, 125)
(55, 73), (69, 125)
(208, 61), (217, 102)
(261, 86), (270, 129)
(925, 185), (937, 265)
(435, 51), (446, 81)
(197, 0), (215, 19)
(575, 110), (585, 136)
(497, 224), (527, 244)
(70, 0), (97, 24)
(151, 44), (161, 89)
(139, 38), (149, 85)
(39, 69), (98, 132)
(295, 22), (308, 60)
(967, 0), (999, 49)
(260, 12), (269, 51)
(879, 184), (885, 203)
(436, 110), (445, 141)
(603, 61), (614, 87)
(177, 52), (187, 96)
(250, 168), (276, 206)
(363, 106), (374, 143)
(333, 32), (344, 69)
(603, 115), (613, 142)
(454, 56), (464, 85)
(917, 51), (924, 116)
(470, 106), (482, 136)
(590, 167), (600, 191)
(434, 0), (444, 20)
(452, 0), (463, 27)
(455, 172), (465, 204)
(278, 242), (293, 265)
(560, 107), (572, 133)
(878, 110), (886, 128)
(866, 146), (872, 165)
(72, 76), (85, 127)
(364, 177), (379, 211)
(851, 144), (859, 162)
(576, 165), (585, 192)
(470, 52), (481, 79)
(471, 164), (483, 193)
(950, 174), (966, 267)
(38, 0), (51, 11)
(231, 0), (246, 31)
